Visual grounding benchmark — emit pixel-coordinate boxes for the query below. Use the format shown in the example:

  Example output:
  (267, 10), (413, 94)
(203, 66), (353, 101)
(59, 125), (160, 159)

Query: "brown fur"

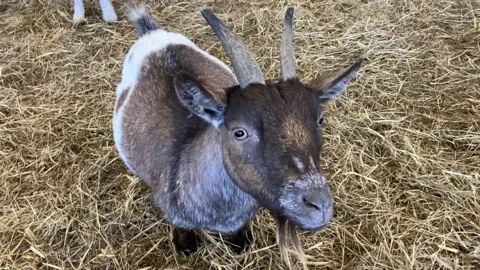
(223, 142), (264, 188)
(307, 73), (340, 91)
(173, 45), (237, 103)
(282, 115), (313, 151)
(121, 45), (236, 189)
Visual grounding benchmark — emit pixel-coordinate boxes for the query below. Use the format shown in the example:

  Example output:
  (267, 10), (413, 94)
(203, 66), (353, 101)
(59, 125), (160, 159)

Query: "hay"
(1, 0), (479, 269)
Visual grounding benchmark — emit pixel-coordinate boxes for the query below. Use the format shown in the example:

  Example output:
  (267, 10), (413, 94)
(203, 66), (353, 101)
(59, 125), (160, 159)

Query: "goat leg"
(221, 225), (253, 254)
(172, 227), (199, 255)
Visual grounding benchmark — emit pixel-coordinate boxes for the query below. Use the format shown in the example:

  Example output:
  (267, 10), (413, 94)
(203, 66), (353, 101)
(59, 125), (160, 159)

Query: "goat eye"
(233, 128), (248, 140)
(318, 117), (324, 125)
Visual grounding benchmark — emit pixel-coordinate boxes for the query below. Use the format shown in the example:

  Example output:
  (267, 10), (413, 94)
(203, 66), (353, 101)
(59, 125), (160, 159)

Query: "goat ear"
(174, 72), (226, 127)
(308, 58), (363, 103)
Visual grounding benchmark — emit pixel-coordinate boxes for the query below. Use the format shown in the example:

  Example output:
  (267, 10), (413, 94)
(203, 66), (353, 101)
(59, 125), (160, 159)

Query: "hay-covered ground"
(1, 0), (479, 269)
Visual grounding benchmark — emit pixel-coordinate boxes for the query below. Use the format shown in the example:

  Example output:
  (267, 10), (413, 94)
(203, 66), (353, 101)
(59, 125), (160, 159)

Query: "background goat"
(73, 0), (117, 22)
(113, 5), (363, 266)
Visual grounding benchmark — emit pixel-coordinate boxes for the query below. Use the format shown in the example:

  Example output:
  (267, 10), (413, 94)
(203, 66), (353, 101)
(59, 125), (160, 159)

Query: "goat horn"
(201, 10), (265, 88)
(280, 7), (296, 81)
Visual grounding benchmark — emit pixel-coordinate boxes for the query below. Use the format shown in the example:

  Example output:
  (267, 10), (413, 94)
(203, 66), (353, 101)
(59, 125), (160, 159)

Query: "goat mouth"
(280, 203), (334, 232)
(296, 222), (328, 231)
(282, 216), (329, 231)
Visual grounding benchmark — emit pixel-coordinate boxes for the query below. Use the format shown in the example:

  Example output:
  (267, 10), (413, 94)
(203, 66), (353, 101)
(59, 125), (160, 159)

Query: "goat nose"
(301, 189), (332, 211)
(302, 196), (323, 211)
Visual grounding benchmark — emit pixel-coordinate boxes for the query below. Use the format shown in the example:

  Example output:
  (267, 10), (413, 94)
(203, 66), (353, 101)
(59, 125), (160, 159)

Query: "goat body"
(113, 8), (258, 233)
(114, 5), (363, 261)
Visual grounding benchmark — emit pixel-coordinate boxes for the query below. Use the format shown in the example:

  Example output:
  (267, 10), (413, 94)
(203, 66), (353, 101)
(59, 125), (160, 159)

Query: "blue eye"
(318, 117), (324, 125)
(233, 128), (248, 140)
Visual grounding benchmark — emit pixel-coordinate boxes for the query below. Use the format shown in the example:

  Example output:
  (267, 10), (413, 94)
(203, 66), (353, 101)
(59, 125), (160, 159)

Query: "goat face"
(222, 80), (334, 231)
(174, 59), (362, 231)
(172, 8), (363, 231)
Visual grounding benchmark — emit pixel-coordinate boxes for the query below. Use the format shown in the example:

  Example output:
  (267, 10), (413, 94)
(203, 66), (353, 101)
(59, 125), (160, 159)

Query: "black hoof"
(223, 227), (253, 254)
(173, 228), (199, 255)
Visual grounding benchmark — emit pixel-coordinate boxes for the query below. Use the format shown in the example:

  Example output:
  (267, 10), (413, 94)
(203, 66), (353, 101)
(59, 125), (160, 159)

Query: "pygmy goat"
(113, 6), (363, 266)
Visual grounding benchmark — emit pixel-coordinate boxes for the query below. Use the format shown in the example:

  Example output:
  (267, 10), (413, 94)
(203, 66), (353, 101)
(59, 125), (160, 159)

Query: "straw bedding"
(0, 0), (479, 269)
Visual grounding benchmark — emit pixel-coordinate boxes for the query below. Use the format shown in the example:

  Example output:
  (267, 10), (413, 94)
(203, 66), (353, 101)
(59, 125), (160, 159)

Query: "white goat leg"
(99, 0), (117, 22)
(73, 0), (85, 22)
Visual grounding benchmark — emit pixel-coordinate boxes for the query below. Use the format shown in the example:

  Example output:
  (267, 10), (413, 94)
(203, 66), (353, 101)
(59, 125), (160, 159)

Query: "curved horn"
(201, 10), (265, 88)
(280, 8), (296, 81)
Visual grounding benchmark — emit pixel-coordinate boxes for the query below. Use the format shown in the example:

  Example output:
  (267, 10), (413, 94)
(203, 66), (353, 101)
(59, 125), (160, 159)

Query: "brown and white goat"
(113, 6), (363, 260)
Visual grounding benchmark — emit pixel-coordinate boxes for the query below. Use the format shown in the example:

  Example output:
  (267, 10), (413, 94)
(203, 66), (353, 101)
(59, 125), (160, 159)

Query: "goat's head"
(173, 8), (363, 231)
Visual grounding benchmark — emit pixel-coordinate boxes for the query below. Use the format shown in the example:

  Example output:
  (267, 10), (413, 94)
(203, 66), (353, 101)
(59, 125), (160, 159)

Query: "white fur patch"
(112, 93), (130, 170)
(309, 155), (316, 170)
(212, 118), (223, 128)
(112, 104), (136, 174)
(321, 175), (327, 185)
(293, 156), (305, 172)
(128, 6), (147, 22)
(279, 172), (327, 210)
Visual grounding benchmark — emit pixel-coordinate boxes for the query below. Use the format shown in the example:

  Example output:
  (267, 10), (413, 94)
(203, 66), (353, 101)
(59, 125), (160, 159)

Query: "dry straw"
(1, 0), (479, 269)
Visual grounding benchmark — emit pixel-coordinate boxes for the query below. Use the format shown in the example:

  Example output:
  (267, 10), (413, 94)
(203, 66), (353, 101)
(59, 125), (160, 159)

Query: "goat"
(113, 5), (363, 266)
(73, 0), (117, 22)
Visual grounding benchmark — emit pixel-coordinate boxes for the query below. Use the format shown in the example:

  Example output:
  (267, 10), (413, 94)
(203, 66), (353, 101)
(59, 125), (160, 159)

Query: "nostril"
(302, 196), (322, 211)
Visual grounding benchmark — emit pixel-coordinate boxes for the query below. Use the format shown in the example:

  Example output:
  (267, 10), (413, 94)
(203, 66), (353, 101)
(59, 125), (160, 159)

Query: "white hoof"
(102, 11), (118, 22)
(73, 12), (85, 22)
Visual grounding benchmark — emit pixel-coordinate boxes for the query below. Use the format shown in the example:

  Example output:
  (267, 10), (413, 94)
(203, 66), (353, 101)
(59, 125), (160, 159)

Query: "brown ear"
(174, 71), (226, 127)
(307, 58), (364, 103)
